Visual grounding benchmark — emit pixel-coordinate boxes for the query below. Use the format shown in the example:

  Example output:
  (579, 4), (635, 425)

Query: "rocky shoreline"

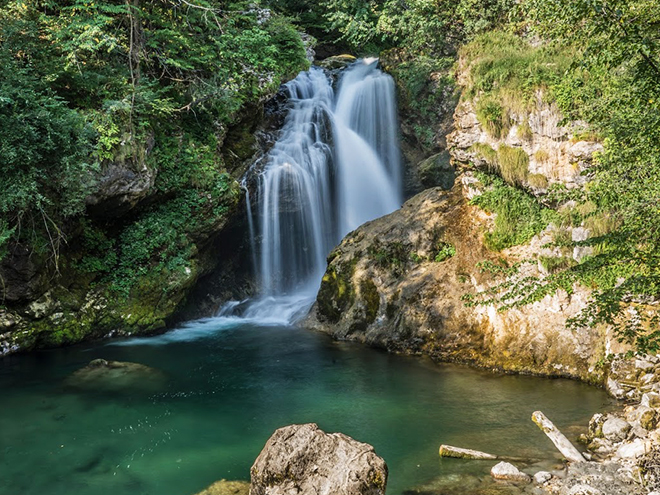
(470, 354), (660, 495)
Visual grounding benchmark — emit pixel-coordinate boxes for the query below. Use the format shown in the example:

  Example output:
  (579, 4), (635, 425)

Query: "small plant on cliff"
(497, 145), (529, 186)
(476, 98), (509, 138)
(527, 173), (549, 189)
(433, 242), (456, 262)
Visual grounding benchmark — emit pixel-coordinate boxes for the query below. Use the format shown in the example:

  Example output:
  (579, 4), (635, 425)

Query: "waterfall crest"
(234, 60), (402, 323)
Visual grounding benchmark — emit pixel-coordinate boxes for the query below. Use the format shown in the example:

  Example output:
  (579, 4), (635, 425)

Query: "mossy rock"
(316, 54), (356, 70)
(416, 151), (455, 190)
(360, 278), (380, 325)
(317, 259), (357, 323)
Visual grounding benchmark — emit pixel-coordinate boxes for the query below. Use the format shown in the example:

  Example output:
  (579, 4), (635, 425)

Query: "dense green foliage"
(325, 0), (516, 54)
(0, 0), (308, 297)
(382, 53), (455, 150)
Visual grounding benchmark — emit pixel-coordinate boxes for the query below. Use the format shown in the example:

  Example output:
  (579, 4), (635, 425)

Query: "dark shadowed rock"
(0, 243), (47, 302)
(250, 423), (387, 495)
(85, 161), (156, 217)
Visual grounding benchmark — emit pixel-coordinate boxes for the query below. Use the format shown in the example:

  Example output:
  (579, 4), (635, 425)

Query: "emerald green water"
(0, 319), (612, 495)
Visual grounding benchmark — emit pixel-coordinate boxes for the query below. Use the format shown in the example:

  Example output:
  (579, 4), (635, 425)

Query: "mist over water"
(237, 61), (402, 321)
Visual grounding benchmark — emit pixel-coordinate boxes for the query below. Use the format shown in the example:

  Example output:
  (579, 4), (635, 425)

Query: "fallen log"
(439, 444), (536, 463)
(439, 445), (498, 460)
(531, 411), (586, 463)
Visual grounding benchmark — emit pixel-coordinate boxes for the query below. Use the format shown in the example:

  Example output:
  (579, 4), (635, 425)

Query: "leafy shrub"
(471, 173), (556, 250)
(434, 242), (456, 262)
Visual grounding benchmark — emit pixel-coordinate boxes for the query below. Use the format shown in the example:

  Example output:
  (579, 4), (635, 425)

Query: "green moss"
(317, 259), (357, 323)
(360, 279), (380, 324)
(416, 151), (455, 189)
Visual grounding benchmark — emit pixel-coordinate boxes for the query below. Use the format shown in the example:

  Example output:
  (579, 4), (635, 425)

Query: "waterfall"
(236, 60), (402, 323)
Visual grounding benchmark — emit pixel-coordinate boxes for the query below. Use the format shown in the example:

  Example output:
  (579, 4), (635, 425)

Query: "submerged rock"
(65, 358), (167, 393)
(194, 480), (249, 495)
(250, 423), (387, 495)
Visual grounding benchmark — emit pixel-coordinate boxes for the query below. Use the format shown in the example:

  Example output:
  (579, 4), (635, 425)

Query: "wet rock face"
(415, 151), (456, 190)
(250, 423), (387, 495)
(0, 244), (47, 302)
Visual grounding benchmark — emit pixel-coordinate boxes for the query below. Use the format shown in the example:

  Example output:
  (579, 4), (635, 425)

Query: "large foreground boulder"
(249, 423), (387, 495)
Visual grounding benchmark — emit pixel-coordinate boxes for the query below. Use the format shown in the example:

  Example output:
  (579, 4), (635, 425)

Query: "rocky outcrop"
(250, 423), (387, 495)
(304, 184), (611, 382)
(447, 94), (603, 194)
(85, 158), (156, 217)
(303, 40), (619, 384)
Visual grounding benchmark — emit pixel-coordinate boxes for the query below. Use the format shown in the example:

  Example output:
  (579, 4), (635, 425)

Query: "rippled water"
(0, 319), (613, 495)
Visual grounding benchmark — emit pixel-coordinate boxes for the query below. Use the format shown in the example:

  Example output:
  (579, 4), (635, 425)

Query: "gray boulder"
(601, 416), (631, 442)
(490, 461), (531, 483)
(249, 423), (387, 495)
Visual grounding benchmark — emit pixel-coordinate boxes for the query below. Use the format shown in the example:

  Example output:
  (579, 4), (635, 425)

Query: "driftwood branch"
(532, 411), (586, 463)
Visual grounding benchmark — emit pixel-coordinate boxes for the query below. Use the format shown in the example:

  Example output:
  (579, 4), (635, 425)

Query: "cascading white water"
(234, 60), (402, 323)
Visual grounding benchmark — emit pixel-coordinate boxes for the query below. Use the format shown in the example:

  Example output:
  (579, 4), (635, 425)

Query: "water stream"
(242, 61), (402, 320)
